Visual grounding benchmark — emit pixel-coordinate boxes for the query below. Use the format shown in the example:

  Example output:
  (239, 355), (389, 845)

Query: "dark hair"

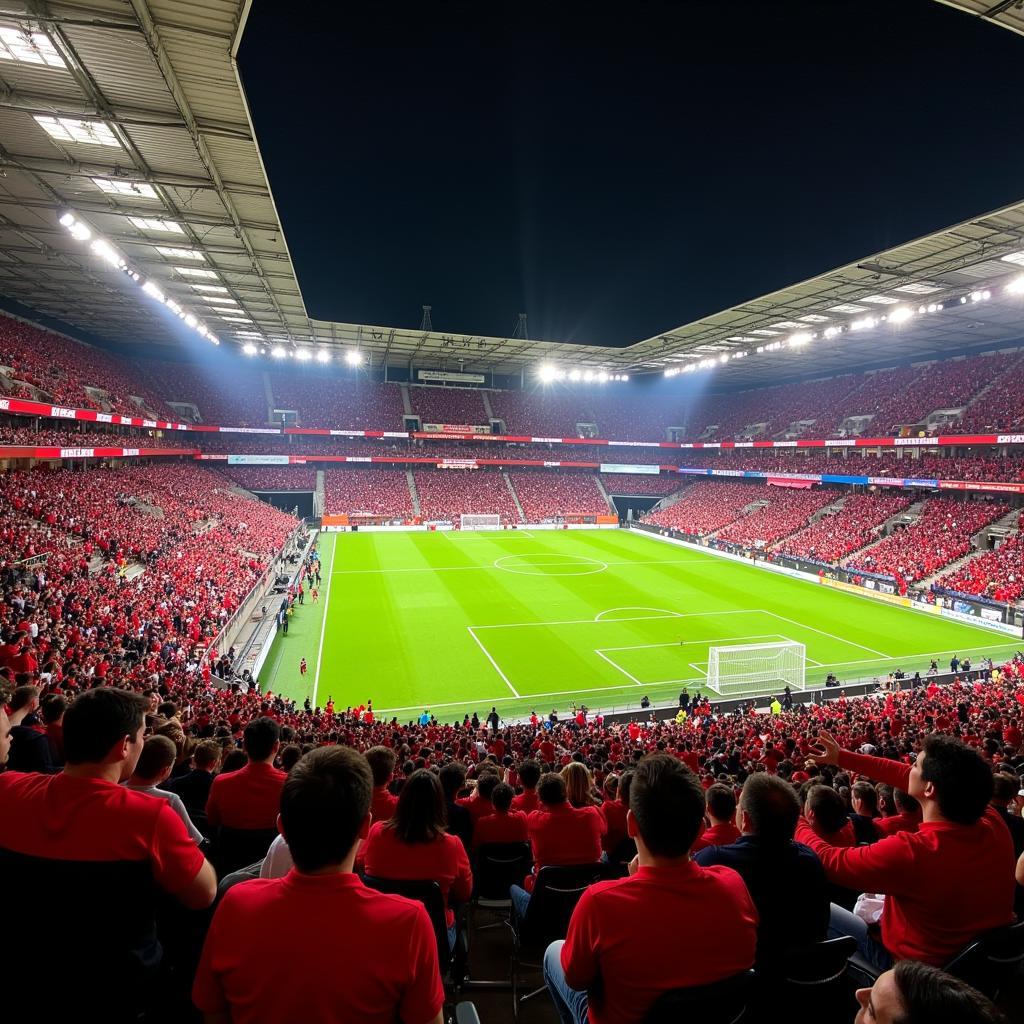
(805, 784), (849, 834)
(243, 716), (280, 761)
(364, 746), (396, 787)
(388, 769), (447, 843)
(892, 960), (1006, 1024)
(10, 684), (39, 713)
(991, 772), (1018, 804)
(157, 701), (178, 719)
(920, 735), (993, 825)
(629, 754), (705, 857)
(281, 747), (372, 873)
(40, 694), (66, 724)
(852, 780), (879, 815)
(438, 761), (467, 799)
(63, 688), (149, 765)
(492, 782), (514, 812)
(705, 783), (736, 822)
(518, 759), (541, 789)
(134, 735), (177, 779)
(221, 749), (248, 773)
(618, 769), (635, 806)
(893, 788), (919, 814)
(740, 774), (800, 842)
(477, 771), (500, 800)
(279, 744), (303, 772)
(537, 772), (566, 806)
(194, 740), (221, 770)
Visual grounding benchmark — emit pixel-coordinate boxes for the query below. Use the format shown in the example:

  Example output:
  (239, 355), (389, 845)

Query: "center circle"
(493, 553), (608, 576)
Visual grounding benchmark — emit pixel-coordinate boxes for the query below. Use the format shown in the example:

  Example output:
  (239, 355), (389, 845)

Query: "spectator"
(362, 768), (473, 949)
(193, 746), (444, 1024)
(512, 758), (541, 815)
(6, 683), (55, 774)
(0, 680), (11, 766)
(1, 688), (216, 1023)
(125, 734), (205, 844)
(544, 754), (758, 1024)
(855, 959), (1006, 1024)
(850, 780), (882, 844)
(797, 730), (1016, 969)
(439, 761), (473, 853)
(562, 762), (598, 808)
(473, 782), (529, 847)
(599, 774), (628, 854)
(695, 774), (829, 960)
(40, 693), (66, 766)
(802, 784), (857, 846)
(990, 772), (1024, 859)
(206, 716), (285, 830)
(874, 788), (921, 838)
(165, 739), (222, 823)
(365, 745), (398, 822)
(691, 782), (742, 852)
(458, 768), (499, 824)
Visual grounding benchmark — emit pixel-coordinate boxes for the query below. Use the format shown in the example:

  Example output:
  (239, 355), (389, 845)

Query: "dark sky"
(239, 0), (1024, 348)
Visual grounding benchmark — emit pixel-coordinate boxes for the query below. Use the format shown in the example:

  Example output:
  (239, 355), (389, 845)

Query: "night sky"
(239, 1), (1024, 348)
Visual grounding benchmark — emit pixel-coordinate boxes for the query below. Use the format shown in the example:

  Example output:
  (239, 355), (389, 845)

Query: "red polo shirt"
(691, 820), (742, 853)
(371, 785), (398, 823)
(362, 821), (472, 927)
(473, 810), (529, 848)
(600, 799), (628, 853)
(206, 760), (286, 830)
(511, 788), (539, 815)
(525, 803), (605, 889)
(561, 862), (758, 1024)
(874, 811), (921, 838)
(456, 794), (494, 824)
(795, 750), (1016, 964)
(193, 871), (443, 1024)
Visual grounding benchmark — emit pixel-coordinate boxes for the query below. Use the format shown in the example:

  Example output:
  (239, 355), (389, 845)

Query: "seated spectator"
(850, 780), (882, 844)
(365, 745), (398, 822)
(543, 754), (758, 1024)
(695, 774), (828, 961)
(125, 734), (204, 844)
(802, 784), (856, 846)
(362, 768), (472, 948)
(1, 688), (216, 1023)
(165, 739), (222, 825)
(473, 782), (529, 847)
(874, 787), (921, 837)
(193, 747), (444, 1024)
(855, 959), (1006, 1024)
(511, 772), (607, 916)
(512, 758), (541, 815)
(797, 730), (1016, 970)
(599, 774), (628, 854)
(562, 761), (598, 808)
(439, 761), (473, 853)
(206, 716), (285, 831)
(991, 772), (1024, 859)
(41, 692), (66, 767)
(691, 782), (742, 852)
(6, 683), (55, 774)
(457, 767), (499, 823)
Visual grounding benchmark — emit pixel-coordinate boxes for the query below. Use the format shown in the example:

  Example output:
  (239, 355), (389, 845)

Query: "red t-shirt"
(193, 871), (443, 1024)
(600, 799), (628, 853)
(362, 822), (472, 927)
(473, 810), (529, 848)
(795, 750), (1016, 964)
(525, 803), (605, 889)
(206, 761), (286, 830)
(371, 786), (398, 823)
(456, 794), (494, 824)
(690, 820), (742, 853)
(874, 812), (921, 838)
(511, 788), (539, 815)
(561, 862), (758, 1024)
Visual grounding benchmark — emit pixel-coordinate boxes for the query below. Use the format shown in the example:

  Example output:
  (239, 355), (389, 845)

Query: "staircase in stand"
(406, 469), (420, 514)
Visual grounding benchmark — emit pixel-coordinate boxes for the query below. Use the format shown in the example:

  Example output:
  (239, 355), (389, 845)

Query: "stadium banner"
(600, 463), (659, 474)
(924, 602), (1022, 636)
(0, 446), (194, 460)
(939, 479), (1024, 494)
(227, 454), (291, 465)
(422, 423), (491, 433)
(416, 370), (485, 384)
(767, 476), (814, 488)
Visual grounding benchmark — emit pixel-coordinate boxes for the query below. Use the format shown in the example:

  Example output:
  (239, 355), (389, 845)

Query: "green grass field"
(260, 528), (1021, 719)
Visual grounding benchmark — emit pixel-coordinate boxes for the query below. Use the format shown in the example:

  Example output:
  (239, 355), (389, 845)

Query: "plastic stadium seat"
(641, 969), (756, 1024)
(942, 919), (1024, 1002)
(754, 936), (856, 1019)
(473, 842), (534, 906)
(211, 826), (279, 878)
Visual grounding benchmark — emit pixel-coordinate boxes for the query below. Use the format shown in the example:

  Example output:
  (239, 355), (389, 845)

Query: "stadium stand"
(935, 535), (1024, 604)
(408, 385), (489, 426)
(223, 467), (317, 491)
(413, 468), (522, 523)
(323, 468), (415, 516)
(507, 471), (610, 520)
(136, 359), (269, 425)
(643, 481), (806, 536)
(715, 487), (840, 546)
(488, 387), (590, 436)
(599, 472), (687, 495)
(268, 370), (405, 430)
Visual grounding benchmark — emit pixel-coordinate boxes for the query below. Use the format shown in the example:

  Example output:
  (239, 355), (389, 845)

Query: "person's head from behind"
(991, 772), (1017, 808)
(279, 747), (372, 873)
(561, 762), (594, 807)
(132, 734), (177, 785)
(617, 768), (635, 807)
(852, 780), (879, 817)
(893, 788), (919, 815)
(518, 758), (541, 791)
(804, 784), (849, 836)
(243, 716), (280, 763)
(856, 959), (1005, 1024)
(0, 682), (11, 766)
(439, 761), (467, 800)
(40, 694), (66, 726)
(364, 746), (396, 788)
(705, 782), (737, 825)
(492, 782), (514, 813)
(476, 770), (500, 802)
(194, 739), (221, 773)
(63, 688), (149, 781)
(389, 769), (447, 843)
(537, 772), (566, 808)
(628, 753), (705, 860)
(739, 773), (800, 842)
(911, 735), (993, 825)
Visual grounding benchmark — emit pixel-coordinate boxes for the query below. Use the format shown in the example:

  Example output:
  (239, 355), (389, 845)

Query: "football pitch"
(260, 528), (1021, 720)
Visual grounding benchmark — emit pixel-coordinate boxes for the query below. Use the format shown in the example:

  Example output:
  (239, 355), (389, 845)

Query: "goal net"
(459, 514), (502, 531)
(706, 641), (806, 697)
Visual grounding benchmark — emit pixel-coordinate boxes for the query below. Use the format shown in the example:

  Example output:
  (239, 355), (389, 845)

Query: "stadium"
(0, 1), (1023, 1023)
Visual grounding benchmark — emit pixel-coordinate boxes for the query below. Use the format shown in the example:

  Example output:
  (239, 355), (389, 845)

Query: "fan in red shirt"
(797, 729), (1016, 971)
(599, 774), (629, 854)
(365, 745), (398, 822)
(511, 758), (541, 815)
(874, 787), (922, 838)
(194, 746), (443, 1024)
(544, 754), (758, 1024)
(206, 716), (286, 830)
(473, 783), (529, 848)
(691, 783), (742, 853)
(457, 768), (499, 824)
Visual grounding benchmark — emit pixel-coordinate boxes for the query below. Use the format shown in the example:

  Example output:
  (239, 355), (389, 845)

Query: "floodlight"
(345, 349), (363, 366)
(888, 306), (913, 325)
(295, 348), (311, 361)
(59, 211), (75, 227)
(270, 346), (286, 359)
(1006, 275), (1024, 296)
(317, 350), (331, 363)
(569, 369), (582, 382)
(243, 343), (257, 356)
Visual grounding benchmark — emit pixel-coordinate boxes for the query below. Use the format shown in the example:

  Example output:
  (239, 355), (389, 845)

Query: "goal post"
(706, 641), (806, 697)
(459, 513), (502, 531)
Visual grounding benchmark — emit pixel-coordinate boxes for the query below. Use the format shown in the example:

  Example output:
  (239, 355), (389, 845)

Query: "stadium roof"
(0, 0), (1022, 386)
(935, 1), (1024, 39)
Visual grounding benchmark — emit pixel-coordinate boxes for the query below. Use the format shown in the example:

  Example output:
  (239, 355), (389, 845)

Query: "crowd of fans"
(222, 467), (318, 491)
(414, 469), (522, 524)
(0, 425), (177, 449)
(268, 370), (405, 430)
(409, 385), (489, 426)
(508, 471), (610, 520)
(323, 467), (416, 517)
(599, 472), (686, 496)
(936, 536), (1024, 604)
(715, 487), (839, 546)
(137, 359), (269, 426)
(845, 498), (1009, 583)
(644, 481), (793, 536)
(775, 493), (914, 564)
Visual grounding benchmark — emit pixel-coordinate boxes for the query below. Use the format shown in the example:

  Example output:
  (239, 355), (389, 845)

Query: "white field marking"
(330, 557), (732, 576)
(595, 649), (644, 685)
(469, 608), (762, 630)
(370, 638), (1024, 715)
(311, 535), (337, 708)
(764, 610), (890, 659)
(774, 634), (823, 667)
(467, 626), (521, 697)
(493, 553), (608, 576)
(594, 606), (682, 621)
(444, 529), (536, 540)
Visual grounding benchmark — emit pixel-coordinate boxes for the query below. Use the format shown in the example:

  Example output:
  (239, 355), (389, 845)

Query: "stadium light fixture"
(822, 326), (842, 340)
(270, 346), (286, 359)
(345, 349), (363, 366)
(242, 343), (258, 356)
(788, 332), (812, 347)
(316, 349), (331, 363)
(295, 348), (312, 361)
(568, 369), (582, 382)
(888, 306), (914, 325)
(850, 316), (878, 332)
(1006, 275), (1024, 296)
(538, 363), (558, 382)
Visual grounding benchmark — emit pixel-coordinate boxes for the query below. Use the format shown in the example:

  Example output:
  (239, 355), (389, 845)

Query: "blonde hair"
(561, 762), (596, 808)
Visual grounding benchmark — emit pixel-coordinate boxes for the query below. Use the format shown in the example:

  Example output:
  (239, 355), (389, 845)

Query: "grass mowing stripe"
(312, 532), (337, 708)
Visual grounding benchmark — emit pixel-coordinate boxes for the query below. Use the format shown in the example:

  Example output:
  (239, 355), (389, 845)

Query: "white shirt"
(260, 834), (294, 878)
(124, 782), (205, 845)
